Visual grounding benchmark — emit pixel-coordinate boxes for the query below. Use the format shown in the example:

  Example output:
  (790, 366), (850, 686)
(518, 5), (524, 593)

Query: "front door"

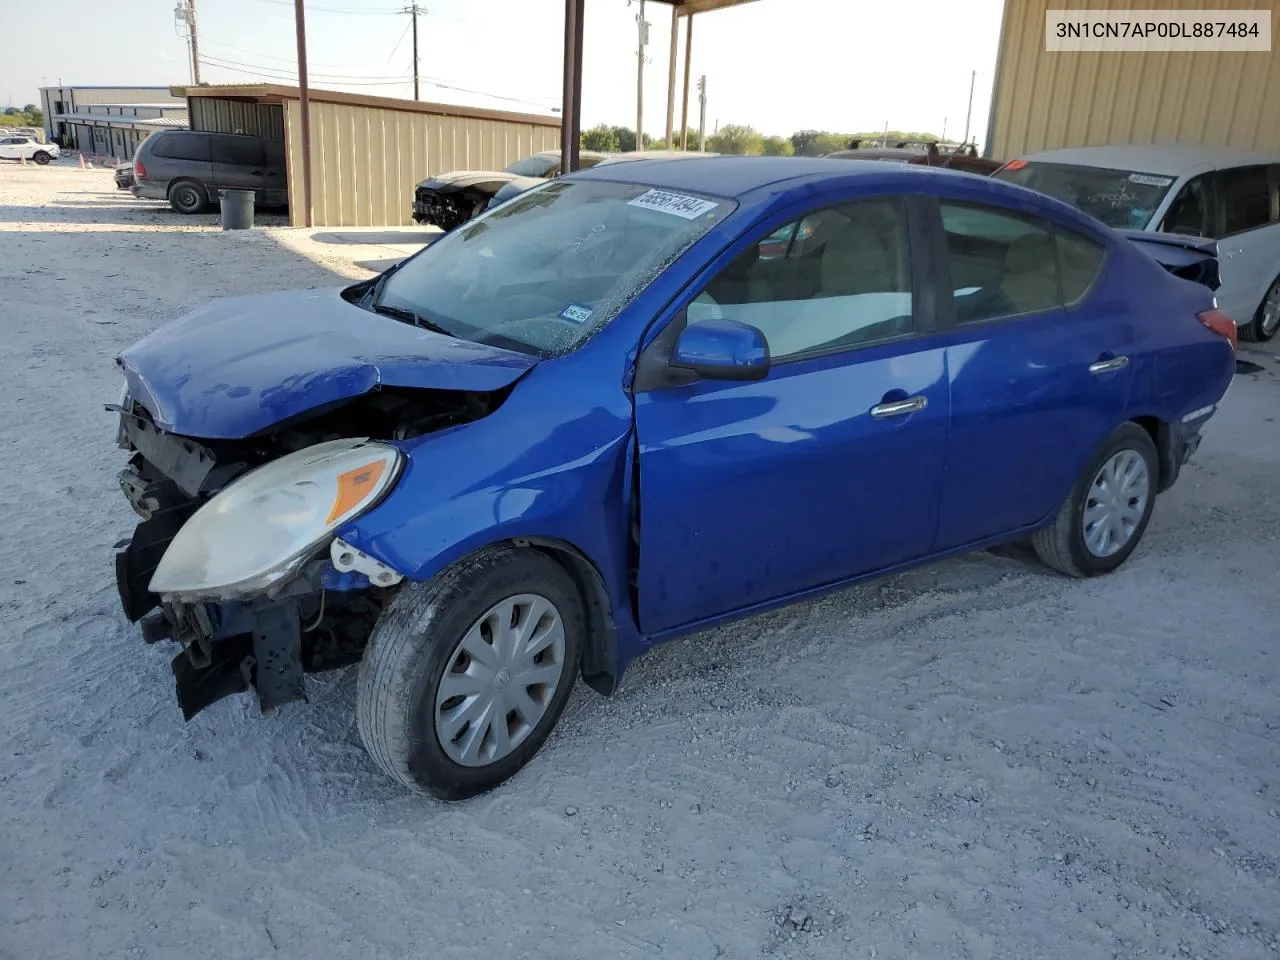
(0, 138), (20, 160)
(634, 196), (950, 634)
(931, 200), (1132, 549)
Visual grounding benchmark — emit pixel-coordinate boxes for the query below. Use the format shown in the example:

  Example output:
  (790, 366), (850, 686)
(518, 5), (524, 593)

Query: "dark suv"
(131, 131), (287, 214)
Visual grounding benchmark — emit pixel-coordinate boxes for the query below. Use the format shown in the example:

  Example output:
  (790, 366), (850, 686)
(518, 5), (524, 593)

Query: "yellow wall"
(284, 100), (561, 227)
(989, 0), (1280, 159)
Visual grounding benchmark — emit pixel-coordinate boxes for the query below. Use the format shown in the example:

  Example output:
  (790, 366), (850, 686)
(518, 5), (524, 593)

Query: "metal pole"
(189, 0), (201, 84)
(679, 13), (693, 150)
(635, 0), (645, 150)
(697, 74), (706, 152)
(963, 69), (975, 146)
(560, 0), (583, 174)
(410, 4), (420, 101)
(665, 10), (678, 148)
(294, 0), (313, 227)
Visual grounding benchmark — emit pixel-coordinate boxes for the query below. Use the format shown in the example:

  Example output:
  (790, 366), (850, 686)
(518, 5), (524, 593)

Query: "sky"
(4, 0), (1005, 148)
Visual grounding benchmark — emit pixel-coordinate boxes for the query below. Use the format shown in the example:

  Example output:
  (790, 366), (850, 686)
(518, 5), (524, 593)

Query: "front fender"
(332, 372), (641, 665)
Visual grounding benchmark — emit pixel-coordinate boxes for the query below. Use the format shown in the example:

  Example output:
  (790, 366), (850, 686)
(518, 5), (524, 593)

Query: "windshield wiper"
(370, 302), (455, 338)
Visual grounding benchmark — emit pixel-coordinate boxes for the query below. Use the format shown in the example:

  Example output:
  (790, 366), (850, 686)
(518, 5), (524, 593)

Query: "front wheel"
(357, 547), (583, 800)
(1032, 423), (1158, 578)
(31, 151), (52, 165)
(1240, 277), (1280, 343)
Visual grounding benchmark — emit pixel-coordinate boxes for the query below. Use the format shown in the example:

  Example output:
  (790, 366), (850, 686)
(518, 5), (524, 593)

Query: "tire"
(1239, 276), (1280, 343)
(1031, 422), (1159, 578)
(31, 151), (52, 165)
(357, 547), (583, 800)
(168, 180), (208, 214)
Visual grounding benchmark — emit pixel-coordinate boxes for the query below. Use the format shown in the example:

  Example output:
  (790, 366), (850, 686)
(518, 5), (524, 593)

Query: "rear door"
(1212, 164), (1280, 325)
(210, 135), (268, 200)
(262, 140), (287, 205)
(634, 194), (951, 634)
(932, 199), (1131, 549)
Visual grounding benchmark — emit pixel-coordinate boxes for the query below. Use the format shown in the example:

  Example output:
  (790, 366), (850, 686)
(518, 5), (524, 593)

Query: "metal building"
(174, 84), (560, 227)
(39, 86), (187, 154)
(986, 0), (1280, 160)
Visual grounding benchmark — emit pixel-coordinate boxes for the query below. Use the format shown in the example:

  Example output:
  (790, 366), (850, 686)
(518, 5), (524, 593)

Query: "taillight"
(133, 160), (147, 179)
(1197, 308), (1237, 352)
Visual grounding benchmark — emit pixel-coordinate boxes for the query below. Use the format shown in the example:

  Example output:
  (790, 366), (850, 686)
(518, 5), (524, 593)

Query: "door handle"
(1089, 356), (1129, 375)
(870, 395), (928, 418)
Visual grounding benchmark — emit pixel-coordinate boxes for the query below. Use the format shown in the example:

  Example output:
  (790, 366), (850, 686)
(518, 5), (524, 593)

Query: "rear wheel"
(1240, 276), (1280, 343)
(1032, 423), (1158, 578)
(31, 151), (52, 165)
(168, 180), (208, 214)
(357, 547), (582, 800)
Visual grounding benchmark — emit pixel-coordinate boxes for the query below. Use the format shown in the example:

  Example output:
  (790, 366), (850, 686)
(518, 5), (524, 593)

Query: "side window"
(1161, 175), (1214, 238)
(212, 136), (265, 166)
(940, 202), (1059, 324)
(690, 198), (913, 360)
(1054, 226), (1107, 305)
(1219, 165), (1273, 235)
(151, 134), (211, 162)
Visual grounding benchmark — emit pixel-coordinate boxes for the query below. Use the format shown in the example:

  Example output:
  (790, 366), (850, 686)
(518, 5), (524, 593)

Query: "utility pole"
(634, 0), (647, 151)
(962, 69), (975, 146)
(697, 74), (706, 152)
(174, 0), (201, 85)
(294, 0), (313, 227)
(403, 4), (422, 100)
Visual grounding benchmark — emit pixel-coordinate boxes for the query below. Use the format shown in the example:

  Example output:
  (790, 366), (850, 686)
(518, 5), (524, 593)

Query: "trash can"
(218, 188), (255, 230)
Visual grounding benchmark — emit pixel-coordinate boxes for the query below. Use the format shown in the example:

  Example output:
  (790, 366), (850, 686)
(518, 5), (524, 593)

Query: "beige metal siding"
(284, 100), (561, 227)
(990, 0), (1280, 160)
(190, 98), (285, 142)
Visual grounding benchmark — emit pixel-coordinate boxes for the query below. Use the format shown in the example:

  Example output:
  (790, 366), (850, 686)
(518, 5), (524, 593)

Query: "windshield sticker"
(627, 189), (719, 220)
(1128, 173), (1174, 187)
(559, 304), (594, 324)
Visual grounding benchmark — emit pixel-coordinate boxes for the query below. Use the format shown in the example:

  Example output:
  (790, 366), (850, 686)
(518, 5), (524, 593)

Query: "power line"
(202, 35), (392, 70)
(199, 53), (411, 82)
(199, 57), (414, 86)
(249, 0), (402, 14)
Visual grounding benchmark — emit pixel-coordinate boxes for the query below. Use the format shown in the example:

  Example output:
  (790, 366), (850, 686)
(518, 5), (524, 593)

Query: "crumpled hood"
(417, 170), (524, 192)
(119, 288), (537, 439)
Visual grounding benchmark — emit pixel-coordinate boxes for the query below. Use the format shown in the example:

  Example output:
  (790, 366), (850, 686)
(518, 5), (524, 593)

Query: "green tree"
(22, 104), (37, 114)
(760, 135), (793, 156)
(580, 124), (619, 152)
(707, 124), (763, 155)
(3, 107), (19, 116)
(789, 130), (846, 156)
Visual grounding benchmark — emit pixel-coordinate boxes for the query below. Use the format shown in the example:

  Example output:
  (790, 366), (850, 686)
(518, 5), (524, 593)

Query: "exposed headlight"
(150, 438), (402, 601)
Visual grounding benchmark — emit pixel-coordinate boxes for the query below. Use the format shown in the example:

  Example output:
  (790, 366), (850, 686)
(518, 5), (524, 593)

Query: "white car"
(0, 136), (60, 165)
(995, 144), (1280, 342)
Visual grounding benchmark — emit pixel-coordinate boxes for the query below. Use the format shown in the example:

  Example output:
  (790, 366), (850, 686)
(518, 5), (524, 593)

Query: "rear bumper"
(130, 181), (167, 201)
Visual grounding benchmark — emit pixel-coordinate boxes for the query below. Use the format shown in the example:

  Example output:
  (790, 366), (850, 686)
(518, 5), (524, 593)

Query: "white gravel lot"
(1, 164), (1279, 960)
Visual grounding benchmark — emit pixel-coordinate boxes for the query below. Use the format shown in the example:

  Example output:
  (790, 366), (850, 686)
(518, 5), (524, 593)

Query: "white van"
(995, 144), (1280, 342)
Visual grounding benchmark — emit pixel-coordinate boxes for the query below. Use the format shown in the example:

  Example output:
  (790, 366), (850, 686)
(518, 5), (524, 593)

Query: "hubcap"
(434, 593), (566, 768)
(1082, 449), (1150, 558)
(1261, 283), (1280, 336)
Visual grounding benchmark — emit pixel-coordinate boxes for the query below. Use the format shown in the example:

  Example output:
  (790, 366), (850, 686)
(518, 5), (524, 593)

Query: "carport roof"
(659, 0), (759, 12)
(171, 84), (560, 129)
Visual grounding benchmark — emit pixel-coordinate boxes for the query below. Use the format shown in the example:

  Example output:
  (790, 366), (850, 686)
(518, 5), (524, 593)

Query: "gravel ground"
(2, 164), (1279, 960)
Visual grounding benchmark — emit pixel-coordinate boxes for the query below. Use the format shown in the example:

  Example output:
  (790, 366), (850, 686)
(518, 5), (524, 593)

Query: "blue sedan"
(112, 157), (1236, 798)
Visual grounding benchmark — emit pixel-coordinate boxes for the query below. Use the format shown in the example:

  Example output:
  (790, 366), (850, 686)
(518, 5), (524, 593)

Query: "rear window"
(504, 154), (560, 178)
(211, 135), (264, 166)
(150, 133), (211, 162)
(995, 160), (1176, 230)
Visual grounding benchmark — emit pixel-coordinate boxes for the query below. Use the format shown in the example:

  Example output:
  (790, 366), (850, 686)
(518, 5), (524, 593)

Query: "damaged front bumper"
(112, 403), (400, 721)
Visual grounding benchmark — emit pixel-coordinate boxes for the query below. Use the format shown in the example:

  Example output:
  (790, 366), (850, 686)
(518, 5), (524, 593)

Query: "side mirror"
(672, 318), (770, 381)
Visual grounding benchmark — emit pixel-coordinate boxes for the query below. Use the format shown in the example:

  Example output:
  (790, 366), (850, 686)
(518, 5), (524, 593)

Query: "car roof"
(571, 155), (1007, 199)
(597, 149), (719, 165)
(1017, 143), (1280, 175)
